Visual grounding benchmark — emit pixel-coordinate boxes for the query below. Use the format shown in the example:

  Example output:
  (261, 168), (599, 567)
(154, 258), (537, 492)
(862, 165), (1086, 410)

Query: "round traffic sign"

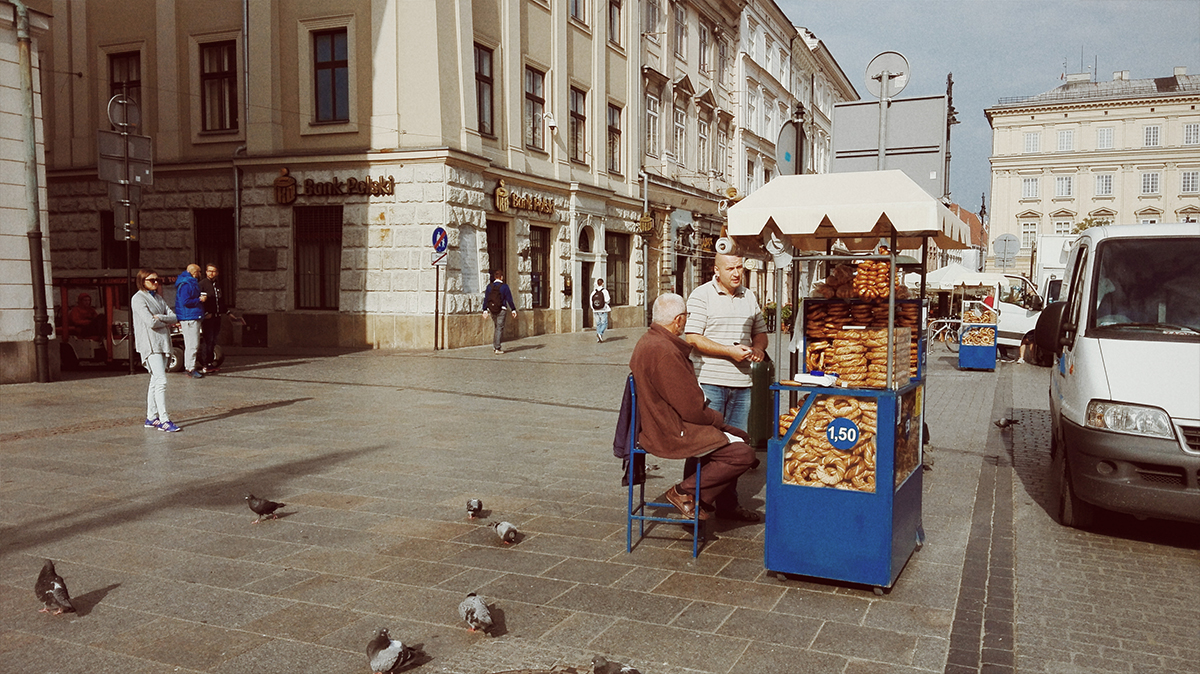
(432, 227), (448, 253)
(993, 233), (1020, 257)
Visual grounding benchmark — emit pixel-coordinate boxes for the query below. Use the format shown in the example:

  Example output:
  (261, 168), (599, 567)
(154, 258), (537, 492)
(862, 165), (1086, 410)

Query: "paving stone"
(810, 620), (920, 665)
(589, 618), (746, 672)
(716, 607), (822, 647)
(651, 571), (786, 610)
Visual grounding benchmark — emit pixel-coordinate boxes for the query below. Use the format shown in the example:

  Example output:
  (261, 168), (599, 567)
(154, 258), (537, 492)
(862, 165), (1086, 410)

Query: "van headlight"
(1085, 401), (1175, 439)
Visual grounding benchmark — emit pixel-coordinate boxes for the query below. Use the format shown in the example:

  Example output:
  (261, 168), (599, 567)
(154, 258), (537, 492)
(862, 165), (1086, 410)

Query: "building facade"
(985, 68), (1200, 272)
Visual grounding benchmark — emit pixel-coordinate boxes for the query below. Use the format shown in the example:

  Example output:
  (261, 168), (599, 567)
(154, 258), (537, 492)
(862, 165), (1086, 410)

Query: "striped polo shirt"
(684, 279), (768, 388)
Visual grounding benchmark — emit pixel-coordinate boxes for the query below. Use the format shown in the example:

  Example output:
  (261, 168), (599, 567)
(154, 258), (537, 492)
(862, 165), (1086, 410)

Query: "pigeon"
(458, 592), (493, 634)
(35, 559), (76, 615)
(592, 655), (641, 674)
(993, 417), (1021, 429)
(492, 520), (518, 544)
(245, 493), (285, 524)
(466, 499), (483, 519)
(366, 627), (415, 674)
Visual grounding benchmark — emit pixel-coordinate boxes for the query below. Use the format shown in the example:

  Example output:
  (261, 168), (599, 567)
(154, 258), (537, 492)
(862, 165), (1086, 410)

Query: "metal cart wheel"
(873, 586), (885, 596)
(167, 347), (185, 372)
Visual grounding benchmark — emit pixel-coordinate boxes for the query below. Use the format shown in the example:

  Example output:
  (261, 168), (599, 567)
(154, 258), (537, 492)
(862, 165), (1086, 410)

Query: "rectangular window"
(1182, 170), (1199, 193)
(747, 90), (758, 135)
(698, 24), (710, 72)
(529, 226), (550, 309)
(200, 41), (238, 132)
(716, 126), (728, 177)
(748, 24), (757, 59)
(673, 4), (687, 59)
(525, 66), (545, 150)
(313, 29), (349, 122)
(294, 205), (343, 310)
(1144, 125), (1160, 147)
(1057, 129), (1074, 151)
(569, 87), (587, 163)
(644, 0), (659, 36)
(717, 40), (728, 85)
(1021, 221), (1037, 248)
(747, 158), (756, 191)
(1185, 123), (1200, 145)
(1095, 173), (1113, 196)
(608, 1), (621, 45)
(1021, 177), (1039, 199)
(646, 93), (660, 156)
(697, 117), (709, 173)
(605, 233), (630, 305)
(100, 211), (140, 270)
(570, 0), (585, 22)
(1023, 131), (1039, 153)
(1096, 127), (1113, 149)
(109, 51), (142, 112)
(779, 48), (788, 83)
(1054, 220), (1073, 235)
(764, 38), (773, 72)
(1142, 172), (1160, 194)
(474, 44), (494, 136)
(486, 220), (507, 282)
(607, 104), (622, 174)
(763, 98), (773, 138)
(1055, 175), (1073, 197)
(673, 105), (687, 166)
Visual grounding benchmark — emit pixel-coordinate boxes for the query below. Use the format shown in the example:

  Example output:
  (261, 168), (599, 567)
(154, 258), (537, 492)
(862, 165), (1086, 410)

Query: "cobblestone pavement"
(1, 331), (1197, 673)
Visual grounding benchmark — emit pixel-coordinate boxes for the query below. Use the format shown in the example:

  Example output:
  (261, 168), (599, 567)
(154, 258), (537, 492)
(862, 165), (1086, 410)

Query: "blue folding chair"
(625, 374), (704, 557)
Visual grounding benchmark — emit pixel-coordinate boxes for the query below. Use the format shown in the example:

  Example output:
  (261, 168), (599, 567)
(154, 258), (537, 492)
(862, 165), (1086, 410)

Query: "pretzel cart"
(957, 300), (998, 370)
(726, 171), (970, 592)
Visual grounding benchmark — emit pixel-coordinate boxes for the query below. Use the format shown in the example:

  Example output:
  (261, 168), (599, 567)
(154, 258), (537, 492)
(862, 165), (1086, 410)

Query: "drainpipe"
(13, 0), (50, 381)
(640, 170), (651, 326)
(233, 0), (249, 278)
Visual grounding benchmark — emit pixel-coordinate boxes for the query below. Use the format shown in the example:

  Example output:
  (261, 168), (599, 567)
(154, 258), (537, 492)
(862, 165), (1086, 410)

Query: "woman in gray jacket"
(131, 269), (181, 432)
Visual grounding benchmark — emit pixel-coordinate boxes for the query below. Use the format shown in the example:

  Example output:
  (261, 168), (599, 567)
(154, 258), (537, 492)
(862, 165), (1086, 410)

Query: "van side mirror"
(1035, 301), (1068, 356)
(1031, 296), (1044, 311)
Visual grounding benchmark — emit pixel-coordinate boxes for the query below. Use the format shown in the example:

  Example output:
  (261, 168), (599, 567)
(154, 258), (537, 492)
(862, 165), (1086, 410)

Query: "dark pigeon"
(458, 592), (493, 634)
(993, 417), (1021, 429)
(492, 520), (518, 544)
(466, 499), (483, 519)
(245, 493), (285, 524)
(592, 655), (641, 674)
(366, 627), (414, 674)
(35, 559), (75, 615)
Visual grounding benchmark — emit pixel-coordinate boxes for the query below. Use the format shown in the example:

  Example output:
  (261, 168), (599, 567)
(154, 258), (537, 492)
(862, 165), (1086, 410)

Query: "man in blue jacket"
(174, 264), (205, 378)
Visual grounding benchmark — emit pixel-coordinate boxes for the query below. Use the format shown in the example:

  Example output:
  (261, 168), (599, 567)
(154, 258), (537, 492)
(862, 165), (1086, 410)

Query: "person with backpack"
(591, 278), (611, 342)
(482, 270), (517, 354)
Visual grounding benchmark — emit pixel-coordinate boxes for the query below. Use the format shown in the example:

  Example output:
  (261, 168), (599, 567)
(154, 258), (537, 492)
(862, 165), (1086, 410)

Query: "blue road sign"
(432, 227), (448, 253)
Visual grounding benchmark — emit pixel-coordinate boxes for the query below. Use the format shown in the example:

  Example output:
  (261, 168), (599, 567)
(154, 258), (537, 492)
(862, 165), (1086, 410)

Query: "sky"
(776, 0), (1200, 214)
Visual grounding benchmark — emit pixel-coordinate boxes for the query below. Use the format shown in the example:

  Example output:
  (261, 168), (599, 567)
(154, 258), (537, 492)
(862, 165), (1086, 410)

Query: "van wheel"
(1055, 446), (1094, 528)
(167, 347), (185, 372)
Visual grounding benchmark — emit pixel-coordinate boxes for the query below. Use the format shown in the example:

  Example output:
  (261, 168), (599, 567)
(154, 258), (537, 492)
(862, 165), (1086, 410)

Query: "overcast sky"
(776, 0), (1200, 215)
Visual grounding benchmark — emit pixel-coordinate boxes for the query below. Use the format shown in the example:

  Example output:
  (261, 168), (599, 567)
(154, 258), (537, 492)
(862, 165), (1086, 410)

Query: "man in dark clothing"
(199, 263), (224, 373)
(482, 270), (517, 354)
(628, 293), (757, 521)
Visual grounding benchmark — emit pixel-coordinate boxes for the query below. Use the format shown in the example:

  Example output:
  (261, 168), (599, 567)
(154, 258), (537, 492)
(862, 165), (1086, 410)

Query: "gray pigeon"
(366, 627), (414, 674)
(458, 592), (493, 634)
(492, 520), (518, 544)
(592, 654), (641, 674)
(993, 417), (1021, 429)
(466, 499), (483, 519)
(35, 559), (76, 615)
(245, 493), (285, 524)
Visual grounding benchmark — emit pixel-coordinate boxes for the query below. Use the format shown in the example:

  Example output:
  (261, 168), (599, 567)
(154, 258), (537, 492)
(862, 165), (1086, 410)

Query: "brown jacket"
(629, 323), (731, 460)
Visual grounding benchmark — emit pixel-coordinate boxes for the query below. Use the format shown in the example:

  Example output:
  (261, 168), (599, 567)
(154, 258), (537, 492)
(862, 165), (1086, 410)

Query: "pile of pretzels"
(961, 326), (996, 346)
(963, 307), (998, 324)
(779, 395), (878, 492)
(852, 259), (893, 300)
(804, 301), (921, 381)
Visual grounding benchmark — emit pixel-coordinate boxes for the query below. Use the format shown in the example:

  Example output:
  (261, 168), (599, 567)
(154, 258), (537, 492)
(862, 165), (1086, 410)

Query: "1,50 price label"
(826, 417), (860, 451)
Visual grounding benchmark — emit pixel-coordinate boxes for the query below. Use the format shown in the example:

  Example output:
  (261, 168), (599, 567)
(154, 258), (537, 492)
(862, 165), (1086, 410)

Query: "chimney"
(1112, 70), (1130, 81)
(1175, 66), (1188, 77)
(1066, 72), (1090, 83)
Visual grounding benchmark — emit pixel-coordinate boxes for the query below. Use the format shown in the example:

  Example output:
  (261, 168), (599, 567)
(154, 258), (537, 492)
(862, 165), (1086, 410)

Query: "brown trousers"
(680, 441), (756, 511)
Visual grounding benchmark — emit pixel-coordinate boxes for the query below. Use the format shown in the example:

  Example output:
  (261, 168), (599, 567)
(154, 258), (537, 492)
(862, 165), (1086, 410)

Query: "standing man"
(630, 293), (757, 520)
(592, 278), (611, 342)
(199, 263), (224, 373)
(482, 270), (517, 354)
(683, 252), (768, 521)
(174, 263), (205, 378)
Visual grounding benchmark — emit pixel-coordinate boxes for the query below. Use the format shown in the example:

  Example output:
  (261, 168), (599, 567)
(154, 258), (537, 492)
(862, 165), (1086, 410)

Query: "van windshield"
(1091, 237), (1200, 336)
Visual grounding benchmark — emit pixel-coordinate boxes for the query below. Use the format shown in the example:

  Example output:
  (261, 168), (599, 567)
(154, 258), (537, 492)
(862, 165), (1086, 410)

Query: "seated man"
(68, 293), (101, 338)
(629, 293), (757, 520)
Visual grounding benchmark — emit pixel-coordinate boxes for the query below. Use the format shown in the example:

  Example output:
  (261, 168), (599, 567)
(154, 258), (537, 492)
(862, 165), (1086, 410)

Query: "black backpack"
(485, 284), (503, 314)
(591, 289), (605, 310)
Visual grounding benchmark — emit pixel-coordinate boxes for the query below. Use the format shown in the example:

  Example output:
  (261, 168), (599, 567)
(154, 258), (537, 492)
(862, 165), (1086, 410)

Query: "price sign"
(826, 417), (860, 451)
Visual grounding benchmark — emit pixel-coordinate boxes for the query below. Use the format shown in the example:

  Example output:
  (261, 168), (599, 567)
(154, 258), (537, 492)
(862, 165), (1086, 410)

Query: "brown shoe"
(664, 484), (710, 520)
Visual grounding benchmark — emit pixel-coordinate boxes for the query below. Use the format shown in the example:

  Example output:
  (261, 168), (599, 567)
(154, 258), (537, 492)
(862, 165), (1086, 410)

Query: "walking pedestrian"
(199, 263), (225, 373)
(592, 278), (611, 342)
(174, 263), (204, 378)
(482, 270), (517, 354)
(131, 269), (181, 432)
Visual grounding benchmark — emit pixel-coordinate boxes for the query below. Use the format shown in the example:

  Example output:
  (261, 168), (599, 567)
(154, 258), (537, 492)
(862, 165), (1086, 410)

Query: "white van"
(1035, 223), (1200, 527)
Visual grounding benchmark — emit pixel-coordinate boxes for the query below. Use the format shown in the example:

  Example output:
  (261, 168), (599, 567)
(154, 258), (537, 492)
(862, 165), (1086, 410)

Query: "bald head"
(187, 263), (202, 277)
(713, 253), (745, 294)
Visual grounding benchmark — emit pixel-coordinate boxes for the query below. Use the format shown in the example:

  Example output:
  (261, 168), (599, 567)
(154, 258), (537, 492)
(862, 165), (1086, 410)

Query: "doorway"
(582, 261), (594, 328)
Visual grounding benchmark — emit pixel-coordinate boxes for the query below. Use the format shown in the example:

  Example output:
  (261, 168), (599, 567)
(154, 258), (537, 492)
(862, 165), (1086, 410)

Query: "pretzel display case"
(958, 300), (998, 371)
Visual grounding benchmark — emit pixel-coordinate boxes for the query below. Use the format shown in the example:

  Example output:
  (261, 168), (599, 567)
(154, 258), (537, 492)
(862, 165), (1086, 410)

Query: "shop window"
(606, 232), (630, 305)
(294, 206), (342, 310)
(525, 66), (545, 150)
(200, 41), (238, 132)
(530, 226), (551, 309)
(570, 87), (587, 164)
(474, 44), (494, 137)
(194, 208), (237, 306)
(313, 29), (349, 122)
(486, 220), (508, 281)
(100, 210), (140, 270)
